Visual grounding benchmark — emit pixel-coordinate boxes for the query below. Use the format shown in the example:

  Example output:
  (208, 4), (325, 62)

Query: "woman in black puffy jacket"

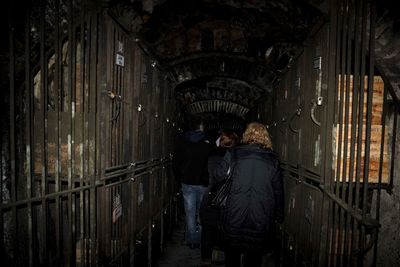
(215, 122), (284, 267)
(199, 131), (239, 267)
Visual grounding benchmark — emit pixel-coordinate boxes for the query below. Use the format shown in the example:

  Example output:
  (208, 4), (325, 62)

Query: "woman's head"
(242, 122), (273, 149)
(219, 131), (239, 148)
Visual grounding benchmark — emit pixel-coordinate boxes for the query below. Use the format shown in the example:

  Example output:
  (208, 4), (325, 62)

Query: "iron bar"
(321, 1), (339, 263)
(103, 159), (168, 180)
(39, 0), (49, 263)
(334, 0), (346, 188)
(360, 3), (376, 263)
(353, 0), (369, 258)
(343, 0), (358, 264)
(332, 1), (349, 265)
(79, 8), (86, 267)
(111, 26), (116, 165)
(372, 80), (388, 265)
(68, 0), (76, 264)
(83, 12), (91, 266)
(111, 186), (115, 257)
(118, 33), (123, 166)
(0, 183), (98, 210)
(389, 111), (397, 190)
(9, 1), (17, 264)
(89, 12), (99, 267)
(54, 0), (62, 263)
(25, 4), (34, 266)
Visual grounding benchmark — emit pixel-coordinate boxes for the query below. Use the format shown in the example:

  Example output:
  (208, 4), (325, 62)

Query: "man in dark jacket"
(173, 119), (213, 249)
(215, 122), (284, 267)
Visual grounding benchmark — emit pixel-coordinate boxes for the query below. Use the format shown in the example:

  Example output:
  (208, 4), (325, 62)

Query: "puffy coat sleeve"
(212, 148), (232, 181)
(272, 166), (284, 223)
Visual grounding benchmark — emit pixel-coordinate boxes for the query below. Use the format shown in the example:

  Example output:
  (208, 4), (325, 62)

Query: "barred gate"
(270, 0), (399, 266)
(1, 1), (179, 266)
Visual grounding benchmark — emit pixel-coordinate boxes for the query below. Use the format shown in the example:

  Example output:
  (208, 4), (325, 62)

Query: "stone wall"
(367, 110), (400, 266)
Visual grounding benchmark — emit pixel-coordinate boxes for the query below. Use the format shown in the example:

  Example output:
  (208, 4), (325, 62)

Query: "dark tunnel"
(1, 0), (400, 266)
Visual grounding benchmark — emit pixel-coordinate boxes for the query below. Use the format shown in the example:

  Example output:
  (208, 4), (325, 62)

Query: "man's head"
(189, 116), (204, 131)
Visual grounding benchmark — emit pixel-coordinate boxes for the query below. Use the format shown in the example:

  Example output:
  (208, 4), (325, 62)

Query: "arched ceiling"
(106, 0), (324, 127)
(106, 0), (400, 128)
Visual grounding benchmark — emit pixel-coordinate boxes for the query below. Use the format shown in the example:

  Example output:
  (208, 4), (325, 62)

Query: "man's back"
(174, 130), (213, 186)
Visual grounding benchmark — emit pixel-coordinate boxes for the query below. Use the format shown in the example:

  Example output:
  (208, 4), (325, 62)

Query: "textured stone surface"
(368, 114), (400, 266)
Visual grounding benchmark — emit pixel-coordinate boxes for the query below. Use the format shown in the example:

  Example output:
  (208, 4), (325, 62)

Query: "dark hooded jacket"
(214, 144), (284, 252)
(199, 146), (229, 229)
(173, 130), (213, 186)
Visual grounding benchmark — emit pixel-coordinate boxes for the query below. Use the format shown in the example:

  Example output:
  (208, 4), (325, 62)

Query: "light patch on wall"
(314, 134), (321, 167)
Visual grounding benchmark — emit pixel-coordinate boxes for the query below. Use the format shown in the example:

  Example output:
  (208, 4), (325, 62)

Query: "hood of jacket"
(234, 144), (279, 162)
(183, 130), (205, 143)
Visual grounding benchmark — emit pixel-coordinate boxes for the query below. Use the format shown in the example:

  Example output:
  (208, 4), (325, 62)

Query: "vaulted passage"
(1, 0), (400, 266)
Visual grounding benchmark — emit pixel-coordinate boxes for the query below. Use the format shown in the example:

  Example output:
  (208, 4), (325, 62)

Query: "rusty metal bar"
(372, 81), (388, 265)
(115, 30), (120, 166)
(360, 2), (376, 263)
(104, 184), (111, 261)
(83, 12), (91, 266)
(0, 184), (97, 210)
(53, 0), (62, 264)
(322, 190), (378, 230)
(103, 18), (112, 170)
(321, 0), (339, 262)
(389, 111), (397, 190)
(79, 8), (86, 266)
(332, 1), (348, 265)
(97, 11), (108, 266)
(104, 167), (167, 189)
(68, 0), (76, 264)
(39, 0), (49, 263)
(111, 26), (116, 166)
(24, 4), (34, 266)
(352, 0), (369, 257)
(336, 1), (355, 264)
(8, 1), (17, 264)
(118, 33), (123, 165)
(104, 159), (166, 178)
(334, 0), (346, 190)
(111, 186), (115, 257)
(89, 12), (99, 266)
(342, 0), (359, 264)
(84, 11), (92, 266)
(117, 32), (122, 165)
(116, 30), (121, 165)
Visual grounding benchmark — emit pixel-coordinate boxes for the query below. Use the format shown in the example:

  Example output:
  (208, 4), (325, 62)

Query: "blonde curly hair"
(242, 122), (273, 149)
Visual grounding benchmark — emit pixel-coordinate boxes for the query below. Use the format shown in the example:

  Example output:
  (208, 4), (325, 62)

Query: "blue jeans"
(181, 183), (207, 245)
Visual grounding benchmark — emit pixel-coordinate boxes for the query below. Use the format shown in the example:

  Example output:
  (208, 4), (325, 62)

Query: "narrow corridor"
(155, 213), (278, 267)
(2, 0), (400, 266)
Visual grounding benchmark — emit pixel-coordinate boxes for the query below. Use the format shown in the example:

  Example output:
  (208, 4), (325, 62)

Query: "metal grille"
(1, 1), (179, 266)
(270, 0), (398, 266)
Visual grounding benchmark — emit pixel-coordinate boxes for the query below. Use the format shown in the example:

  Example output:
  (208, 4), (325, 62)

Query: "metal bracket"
(310, 98), (322, 126)
(289, 108), (301, 133)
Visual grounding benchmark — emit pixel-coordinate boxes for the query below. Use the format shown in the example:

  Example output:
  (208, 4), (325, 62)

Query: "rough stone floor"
(155, 216), (278, 267)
